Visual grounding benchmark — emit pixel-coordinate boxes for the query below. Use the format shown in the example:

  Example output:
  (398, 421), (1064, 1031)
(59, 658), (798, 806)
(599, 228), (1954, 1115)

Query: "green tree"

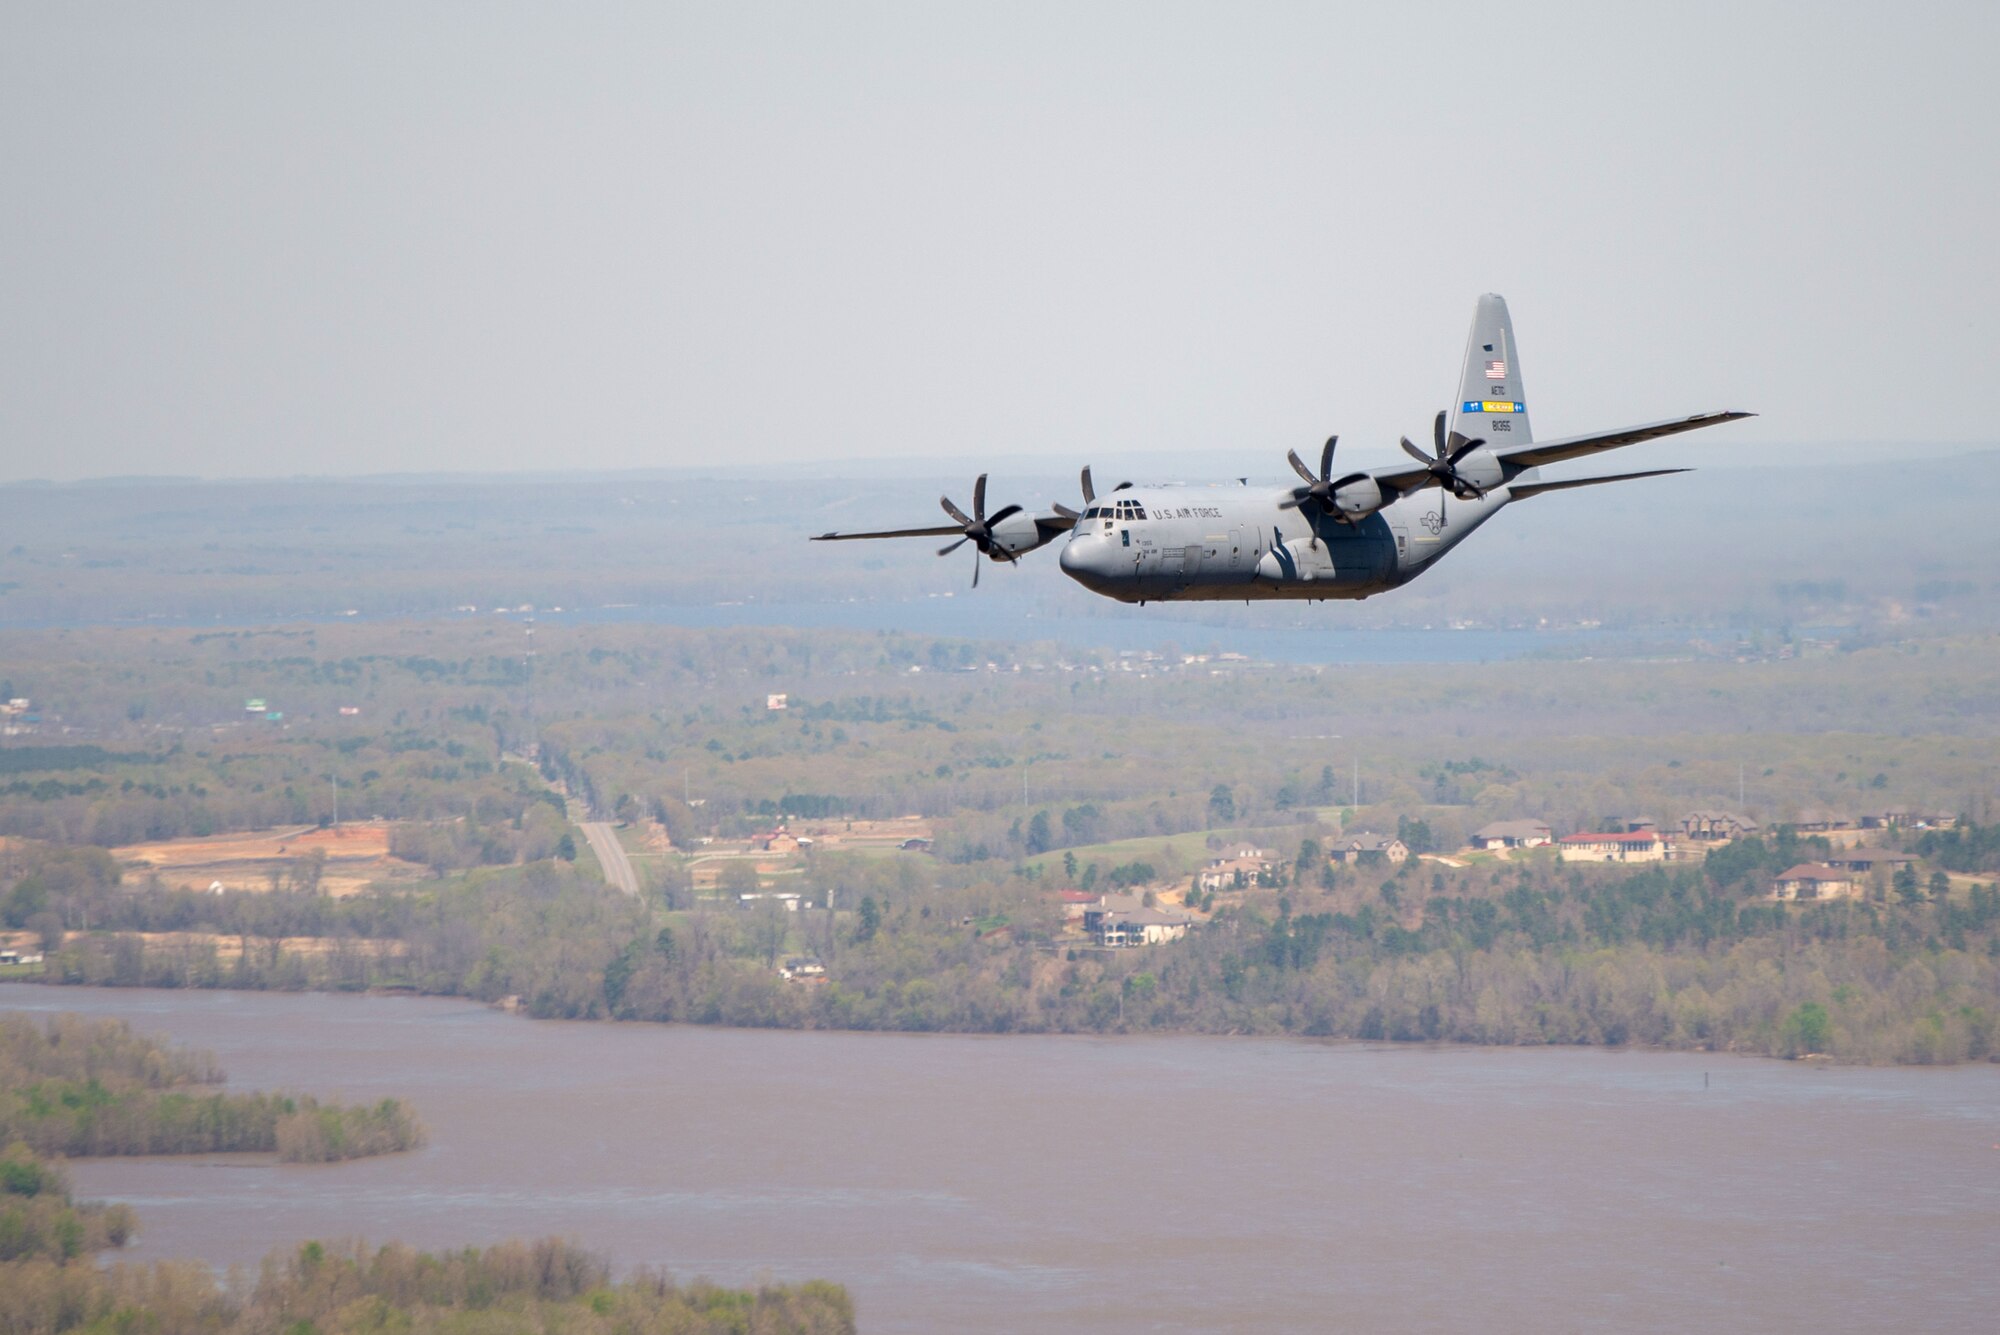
(1928, 870), (1951, 903)
(554, 832), (577, 862)
(1894, 862), (1922, 905)
(855, 895), (881, 943)
(1208, 784), (1236, 826)
(1780, 1001), (1832, 1056)
(1026, 810), (1053, 855)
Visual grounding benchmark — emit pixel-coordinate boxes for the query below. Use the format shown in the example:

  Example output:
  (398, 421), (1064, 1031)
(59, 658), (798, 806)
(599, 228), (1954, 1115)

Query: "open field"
(111, 824), (428, 896)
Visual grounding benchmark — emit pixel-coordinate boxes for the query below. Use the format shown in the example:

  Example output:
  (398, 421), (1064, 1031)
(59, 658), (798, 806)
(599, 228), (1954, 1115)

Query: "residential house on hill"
(1471, 820), (1553, 851)
(1860, 808), (1955, 831)
(1200, 848), (1276, 891)
(1681, 811), (1761, 842)
(1091, 906), (1195, 948)
(1771, 863), (1860, 901)
(1559, 830), (1667, 863)
(1329, 832), (1409, 866)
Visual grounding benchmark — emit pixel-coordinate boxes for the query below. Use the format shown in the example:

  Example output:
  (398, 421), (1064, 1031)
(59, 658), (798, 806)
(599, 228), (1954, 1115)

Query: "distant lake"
(6, 985), (1995, 1333)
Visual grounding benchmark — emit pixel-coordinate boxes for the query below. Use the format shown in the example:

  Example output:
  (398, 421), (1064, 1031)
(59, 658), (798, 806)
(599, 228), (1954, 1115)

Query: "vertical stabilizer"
(1450, 294), (1532, 446)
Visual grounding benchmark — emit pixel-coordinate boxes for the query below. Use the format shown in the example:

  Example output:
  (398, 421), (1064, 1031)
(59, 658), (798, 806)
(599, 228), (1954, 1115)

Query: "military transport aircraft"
(812, 295), (1752, 603)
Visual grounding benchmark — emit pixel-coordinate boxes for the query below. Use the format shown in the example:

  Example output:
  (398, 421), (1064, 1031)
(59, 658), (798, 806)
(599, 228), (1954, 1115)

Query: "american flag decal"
(1484, 359), (1507, 380)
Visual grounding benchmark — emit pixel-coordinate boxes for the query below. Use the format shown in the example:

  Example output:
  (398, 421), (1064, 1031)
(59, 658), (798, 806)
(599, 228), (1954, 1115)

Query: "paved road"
(579, 822), (640, 897)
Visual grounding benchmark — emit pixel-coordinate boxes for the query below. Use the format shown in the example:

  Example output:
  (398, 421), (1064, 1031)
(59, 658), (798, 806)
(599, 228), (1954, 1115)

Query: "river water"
(4, 985), (1995, 1332)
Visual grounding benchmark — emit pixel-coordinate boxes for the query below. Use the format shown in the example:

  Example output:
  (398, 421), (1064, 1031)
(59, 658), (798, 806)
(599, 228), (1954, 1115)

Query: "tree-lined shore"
(12, 838), (1998, 1065)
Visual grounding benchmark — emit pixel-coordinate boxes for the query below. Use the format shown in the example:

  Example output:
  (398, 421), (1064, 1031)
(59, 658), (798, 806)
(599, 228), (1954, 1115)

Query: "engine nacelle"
(1331, 475), (1386, 522)
(987, 508), (1062, 558)
(1450, 447), (1504, 495)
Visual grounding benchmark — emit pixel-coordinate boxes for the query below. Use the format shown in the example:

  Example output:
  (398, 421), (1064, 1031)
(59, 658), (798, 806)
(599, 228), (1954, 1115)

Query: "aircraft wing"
(1360, 409), (1752, 497)
(811, 524), (964, 541)
(1493, 410), (1754, 469)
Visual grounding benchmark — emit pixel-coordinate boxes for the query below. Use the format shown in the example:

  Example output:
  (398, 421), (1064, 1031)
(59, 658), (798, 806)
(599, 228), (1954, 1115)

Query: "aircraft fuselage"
(1055, 483), (1507, 603)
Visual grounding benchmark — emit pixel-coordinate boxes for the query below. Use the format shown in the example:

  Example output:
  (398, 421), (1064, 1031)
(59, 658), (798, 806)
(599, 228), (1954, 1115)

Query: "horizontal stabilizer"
(1509, 467), (1690, 500)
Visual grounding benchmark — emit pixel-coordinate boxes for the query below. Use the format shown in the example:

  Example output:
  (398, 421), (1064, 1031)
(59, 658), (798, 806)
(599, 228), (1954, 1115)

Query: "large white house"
(1558, 830), (1667, 863)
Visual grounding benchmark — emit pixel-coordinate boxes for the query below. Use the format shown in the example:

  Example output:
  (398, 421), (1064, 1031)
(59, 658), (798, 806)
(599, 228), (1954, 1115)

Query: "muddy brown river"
(4, 984), (1995, 1331)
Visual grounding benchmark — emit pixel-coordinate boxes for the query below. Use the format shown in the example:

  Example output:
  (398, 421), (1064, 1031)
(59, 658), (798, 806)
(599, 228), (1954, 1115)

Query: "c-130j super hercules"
(814, 295), (1754, 603)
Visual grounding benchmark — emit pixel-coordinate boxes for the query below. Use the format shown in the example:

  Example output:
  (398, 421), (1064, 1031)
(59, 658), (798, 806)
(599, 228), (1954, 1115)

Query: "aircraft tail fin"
(1451, 294), (1531, 447)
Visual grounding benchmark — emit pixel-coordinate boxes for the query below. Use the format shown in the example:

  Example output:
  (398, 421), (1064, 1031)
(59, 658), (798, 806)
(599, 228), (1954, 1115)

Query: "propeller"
(1398, 410), (1488, 525)
(1278, 436), (1379, 542)
(936, 473), (1023, 588)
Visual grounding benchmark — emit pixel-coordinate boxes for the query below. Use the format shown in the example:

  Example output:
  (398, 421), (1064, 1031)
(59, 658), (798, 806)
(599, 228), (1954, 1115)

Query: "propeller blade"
(940, 496), (973, 528)
(1400, 436), (1431, 467)
(1433, 410), (1447, 458)
(1052, 502), (1079, 520)
(1448, 434), (1486, 465)
(1277, 494), (1304, 510)
(1288, 449), (1316, 486)
(1318, 435), (1337, 482)
(938, 536), (968, 557)
(972, 473), (988, 521)
(984, 503), (1024, 527)
(1080, 466), (1095, 505)
(971, 550), (980, 588)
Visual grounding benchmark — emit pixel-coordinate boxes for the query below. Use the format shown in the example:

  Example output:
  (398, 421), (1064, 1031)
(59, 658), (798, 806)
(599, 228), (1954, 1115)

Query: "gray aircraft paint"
(815, 295), (1752, 605)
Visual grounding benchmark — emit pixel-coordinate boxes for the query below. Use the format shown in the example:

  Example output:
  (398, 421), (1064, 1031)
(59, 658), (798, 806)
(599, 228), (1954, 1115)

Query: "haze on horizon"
(2, 2), (1994, 484)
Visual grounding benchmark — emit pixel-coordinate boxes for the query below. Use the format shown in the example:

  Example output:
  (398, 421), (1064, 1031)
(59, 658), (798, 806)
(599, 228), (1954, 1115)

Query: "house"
(1680, 811), (1761, 842)
(1771, 863), (1860, 902)
(1091, 907), (1194, 948)
(779, 956), (825, 980)
(1558, 830), (1667, 863)
(1216, 843), (1272, 863)
(1600, 816), (1659, 834)
(738, 892), (802, 911)
(1080, 894), (1145, 936)
(1823, 848), (1917, 875)
(755, 829), (800, 854)
(1858, 809), (1956, 830)
(1791, 807), (1850, 833)
(1328, 833), (1409, 866)
(1199, 851), (1275, 891)
(766, 693), (788, 711)
(900, 837), (933, 852)
(1470, 820), (1553, 851)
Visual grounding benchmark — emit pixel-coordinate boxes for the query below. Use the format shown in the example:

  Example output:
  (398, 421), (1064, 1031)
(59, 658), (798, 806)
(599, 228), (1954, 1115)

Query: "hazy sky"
(2, 2), (1994, 482)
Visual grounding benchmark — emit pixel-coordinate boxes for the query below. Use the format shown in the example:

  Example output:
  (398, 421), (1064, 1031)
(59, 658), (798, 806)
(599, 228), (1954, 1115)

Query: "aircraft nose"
(1059, 533), (1117, 592)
